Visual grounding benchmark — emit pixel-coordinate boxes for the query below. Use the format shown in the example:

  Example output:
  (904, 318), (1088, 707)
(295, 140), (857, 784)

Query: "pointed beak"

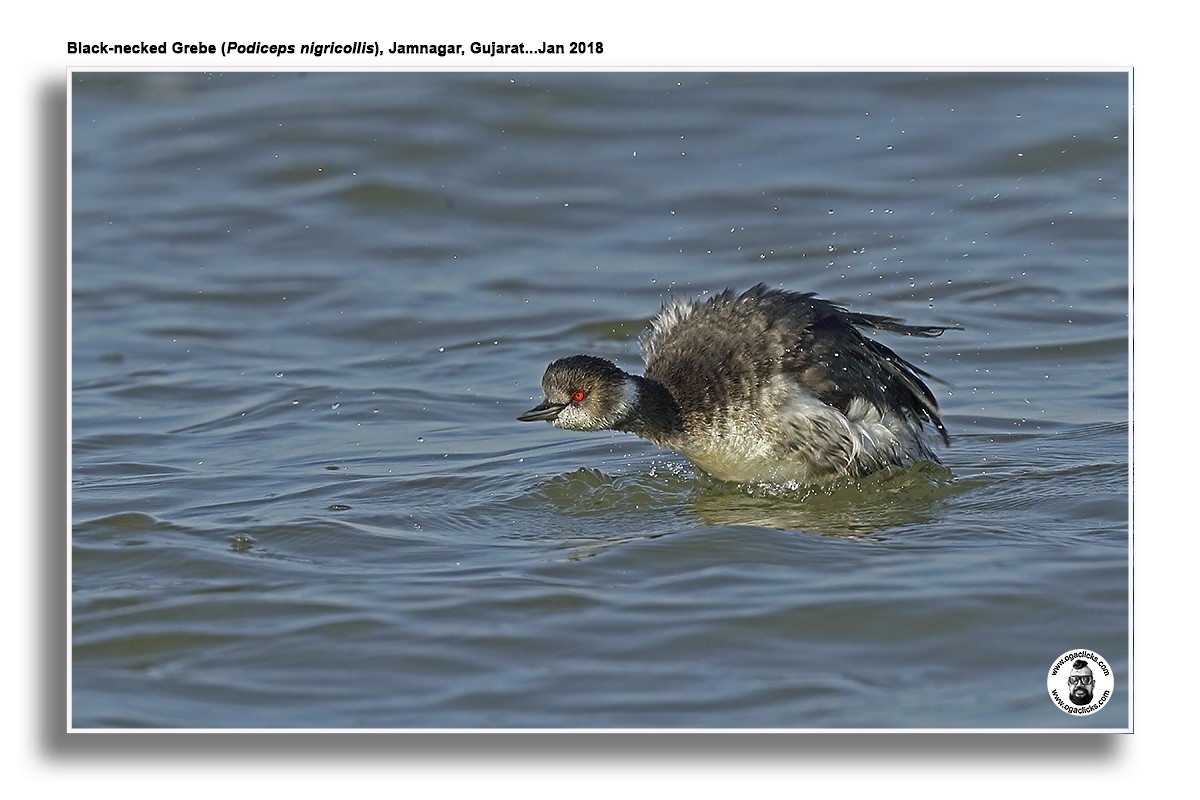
(517, 400), (566, 422)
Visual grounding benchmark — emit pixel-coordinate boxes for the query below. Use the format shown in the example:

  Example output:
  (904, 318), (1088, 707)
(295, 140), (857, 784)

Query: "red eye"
(571, 390), (587, 403)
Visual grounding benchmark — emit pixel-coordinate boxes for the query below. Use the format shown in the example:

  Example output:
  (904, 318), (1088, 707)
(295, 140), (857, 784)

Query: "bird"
(518, 284), (959, 485)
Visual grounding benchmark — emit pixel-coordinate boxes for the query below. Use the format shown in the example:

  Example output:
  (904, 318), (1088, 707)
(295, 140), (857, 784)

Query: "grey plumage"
(519, 284), (958, 485)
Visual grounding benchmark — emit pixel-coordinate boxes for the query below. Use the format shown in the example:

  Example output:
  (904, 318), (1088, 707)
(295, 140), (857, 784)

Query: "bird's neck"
(615, 375), (684, 443)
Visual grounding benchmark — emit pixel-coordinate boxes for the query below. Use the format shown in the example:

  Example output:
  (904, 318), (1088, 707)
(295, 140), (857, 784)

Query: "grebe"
(518, 284), (958, 484)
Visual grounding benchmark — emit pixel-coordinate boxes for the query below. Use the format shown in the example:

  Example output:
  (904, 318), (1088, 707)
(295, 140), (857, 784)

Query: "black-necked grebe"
(518, 284), (959, 484)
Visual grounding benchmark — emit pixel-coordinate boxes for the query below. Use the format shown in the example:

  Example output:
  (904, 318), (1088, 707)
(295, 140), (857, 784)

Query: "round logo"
(1046, 649), (1114, 716)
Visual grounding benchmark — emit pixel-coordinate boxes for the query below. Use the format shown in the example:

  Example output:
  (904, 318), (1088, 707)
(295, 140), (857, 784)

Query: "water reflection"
(688, 462), (960, 538)
(520, 460), (961, 542)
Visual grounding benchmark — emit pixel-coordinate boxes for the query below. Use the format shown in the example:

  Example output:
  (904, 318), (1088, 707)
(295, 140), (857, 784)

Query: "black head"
(517, 355), (635, 431)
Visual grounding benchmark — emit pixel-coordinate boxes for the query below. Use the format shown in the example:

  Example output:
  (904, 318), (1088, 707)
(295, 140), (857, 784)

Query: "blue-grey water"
(71, 71), (1129, 729)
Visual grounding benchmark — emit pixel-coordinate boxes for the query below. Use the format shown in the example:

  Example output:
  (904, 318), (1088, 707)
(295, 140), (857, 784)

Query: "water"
(70, 71), (1129, 729)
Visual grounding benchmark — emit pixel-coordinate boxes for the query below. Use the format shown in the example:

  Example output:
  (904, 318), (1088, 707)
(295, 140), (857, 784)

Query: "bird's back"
(642, 285), (812, 429)
(639, 284), (952, 482)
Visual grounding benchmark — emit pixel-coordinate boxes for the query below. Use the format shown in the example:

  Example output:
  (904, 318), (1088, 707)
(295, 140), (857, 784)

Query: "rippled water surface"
(71, 71), (1130, 729)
